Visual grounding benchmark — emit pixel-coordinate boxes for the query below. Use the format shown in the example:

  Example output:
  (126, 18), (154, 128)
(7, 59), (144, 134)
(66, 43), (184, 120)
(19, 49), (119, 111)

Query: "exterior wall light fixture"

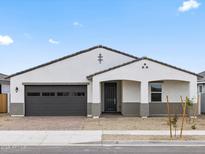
(15, 87), (19, 93)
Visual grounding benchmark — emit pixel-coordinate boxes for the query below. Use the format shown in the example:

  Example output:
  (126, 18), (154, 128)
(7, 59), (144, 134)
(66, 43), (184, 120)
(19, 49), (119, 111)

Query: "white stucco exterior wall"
(92, 79), (101, 104)
(162, 81), (189, 102)
(122, 80), (140, 102)
(10, 48), (135, 104)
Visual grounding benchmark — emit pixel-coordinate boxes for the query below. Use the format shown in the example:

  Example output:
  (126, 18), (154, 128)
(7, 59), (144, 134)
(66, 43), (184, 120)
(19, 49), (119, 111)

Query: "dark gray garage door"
(25, 85), (87, 116)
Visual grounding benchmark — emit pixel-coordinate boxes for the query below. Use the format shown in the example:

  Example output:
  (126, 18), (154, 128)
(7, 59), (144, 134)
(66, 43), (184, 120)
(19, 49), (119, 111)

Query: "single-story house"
(0, 73), (10, 112)
(7, 45), (199, 117)
(198, 71), (205, 113)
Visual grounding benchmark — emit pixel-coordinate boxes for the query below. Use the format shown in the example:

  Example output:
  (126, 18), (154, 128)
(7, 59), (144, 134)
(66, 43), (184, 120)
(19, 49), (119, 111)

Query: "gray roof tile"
(198, 71), (205, 82)
(0, 73), (9, 82)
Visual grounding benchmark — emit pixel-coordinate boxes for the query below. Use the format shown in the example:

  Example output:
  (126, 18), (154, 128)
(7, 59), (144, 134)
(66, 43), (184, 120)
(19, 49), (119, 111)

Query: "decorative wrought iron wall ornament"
(98, 53), (103, 64)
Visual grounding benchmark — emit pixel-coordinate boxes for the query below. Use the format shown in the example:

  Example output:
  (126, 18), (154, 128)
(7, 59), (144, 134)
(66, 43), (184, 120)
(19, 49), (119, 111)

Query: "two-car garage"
(25, 85), (87, 116)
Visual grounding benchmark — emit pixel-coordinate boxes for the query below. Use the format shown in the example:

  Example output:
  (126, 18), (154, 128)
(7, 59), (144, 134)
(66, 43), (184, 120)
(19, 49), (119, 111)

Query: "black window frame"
(151, 83), (162, 102)
(199, 85), (203, 93)
(42, 92), (55, 96)
(57, 92), (70, 96)
(27, 92), (41, 96)
(72, 92), (85, 96)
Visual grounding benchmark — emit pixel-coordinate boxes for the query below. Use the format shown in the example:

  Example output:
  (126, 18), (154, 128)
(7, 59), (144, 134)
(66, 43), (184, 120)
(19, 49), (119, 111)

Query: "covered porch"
(90, 80), (192, 117)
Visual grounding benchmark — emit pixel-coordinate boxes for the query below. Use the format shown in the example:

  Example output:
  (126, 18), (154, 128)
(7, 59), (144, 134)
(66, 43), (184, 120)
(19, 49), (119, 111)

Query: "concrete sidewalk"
(0, 131), (102, 146)
(1, 130), (205, 146)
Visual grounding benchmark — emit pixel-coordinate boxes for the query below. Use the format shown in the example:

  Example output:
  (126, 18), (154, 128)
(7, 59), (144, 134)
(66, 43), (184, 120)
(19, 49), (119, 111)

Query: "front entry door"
(104, 82), (117, 112)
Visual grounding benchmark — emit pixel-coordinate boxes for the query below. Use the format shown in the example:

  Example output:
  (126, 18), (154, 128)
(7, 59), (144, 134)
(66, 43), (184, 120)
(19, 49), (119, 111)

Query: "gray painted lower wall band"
(121, 102), (140, 116)
(149, 102), (196, 116)
(121, 103), (149, 117)
(187, 104), (197, 116)
(10, 102), (196, 117)
(87, 103), (92, 115)
(122, 102), (195, 117)
(91, 103), (101, 117)
(149, 102), (181, 116)
(10, 103), (24, 115)
(140, 104), (149, 117)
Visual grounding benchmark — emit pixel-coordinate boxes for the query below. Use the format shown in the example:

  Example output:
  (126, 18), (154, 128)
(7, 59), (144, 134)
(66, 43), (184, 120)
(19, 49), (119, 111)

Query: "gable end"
(87, 57), (200, 79)
(7, 45), (138, 78)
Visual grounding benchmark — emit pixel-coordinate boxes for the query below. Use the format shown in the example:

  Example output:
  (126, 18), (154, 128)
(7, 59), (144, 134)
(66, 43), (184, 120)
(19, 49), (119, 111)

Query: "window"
(42, 92), (55, 96)
(27, 92), (40, 96)
(199, 85), (203, 93)
(57, 92), (70, 96)
(151, 83), (162, 102)
(72, 92), (85, 96)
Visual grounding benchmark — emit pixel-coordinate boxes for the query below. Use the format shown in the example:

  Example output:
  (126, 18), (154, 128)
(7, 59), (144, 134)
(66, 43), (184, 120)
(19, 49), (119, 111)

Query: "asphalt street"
(0, 146), (205, 154)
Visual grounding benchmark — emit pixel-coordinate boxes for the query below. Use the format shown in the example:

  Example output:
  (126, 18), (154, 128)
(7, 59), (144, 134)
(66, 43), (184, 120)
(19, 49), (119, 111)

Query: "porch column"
(140, 81), (149, 117)
(92, 79), (101, 118)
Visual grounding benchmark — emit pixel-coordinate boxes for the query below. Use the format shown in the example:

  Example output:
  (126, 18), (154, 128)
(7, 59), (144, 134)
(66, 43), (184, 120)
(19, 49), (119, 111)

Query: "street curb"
(1, 142), (205, 147)
(101, 140), (205, 144)
(1, 140), (205, 147)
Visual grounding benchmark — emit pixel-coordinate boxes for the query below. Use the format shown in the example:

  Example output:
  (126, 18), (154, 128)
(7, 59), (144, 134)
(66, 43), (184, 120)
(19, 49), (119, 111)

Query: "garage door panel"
(25, 85), (87, 116)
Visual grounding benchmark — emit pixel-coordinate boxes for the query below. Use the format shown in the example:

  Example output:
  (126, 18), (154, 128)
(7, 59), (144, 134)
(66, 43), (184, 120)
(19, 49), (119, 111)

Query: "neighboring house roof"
(0, 73), (10, 83)
(87, 57), (201, 79)
(7, 45), (138, 78)
(198, 71), (205, 83)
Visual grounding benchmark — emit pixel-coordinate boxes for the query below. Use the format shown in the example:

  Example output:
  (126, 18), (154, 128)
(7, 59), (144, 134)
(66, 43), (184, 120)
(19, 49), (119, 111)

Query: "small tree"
(180, 96), (187, 139)
(171, 114), (178, 137)
(191, 96), (199, 129)
(194, 95), (199, 118)
(186, 97), (194, 123)
(166, 95), (172, 139)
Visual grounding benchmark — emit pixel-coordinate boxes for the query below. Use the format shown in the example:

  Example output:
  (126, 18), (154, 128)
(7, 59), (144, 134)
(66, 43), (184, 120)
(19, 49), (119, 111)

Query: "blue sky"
(0, 0), (204, 75)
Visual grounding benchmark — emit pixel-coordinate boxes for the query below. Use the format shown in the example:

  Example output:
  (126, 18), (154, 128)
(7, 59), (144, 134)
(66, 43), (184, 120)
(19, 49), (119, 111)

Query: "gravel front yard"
(1, 114), (205, 130)
(0, 114), (85, 130)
